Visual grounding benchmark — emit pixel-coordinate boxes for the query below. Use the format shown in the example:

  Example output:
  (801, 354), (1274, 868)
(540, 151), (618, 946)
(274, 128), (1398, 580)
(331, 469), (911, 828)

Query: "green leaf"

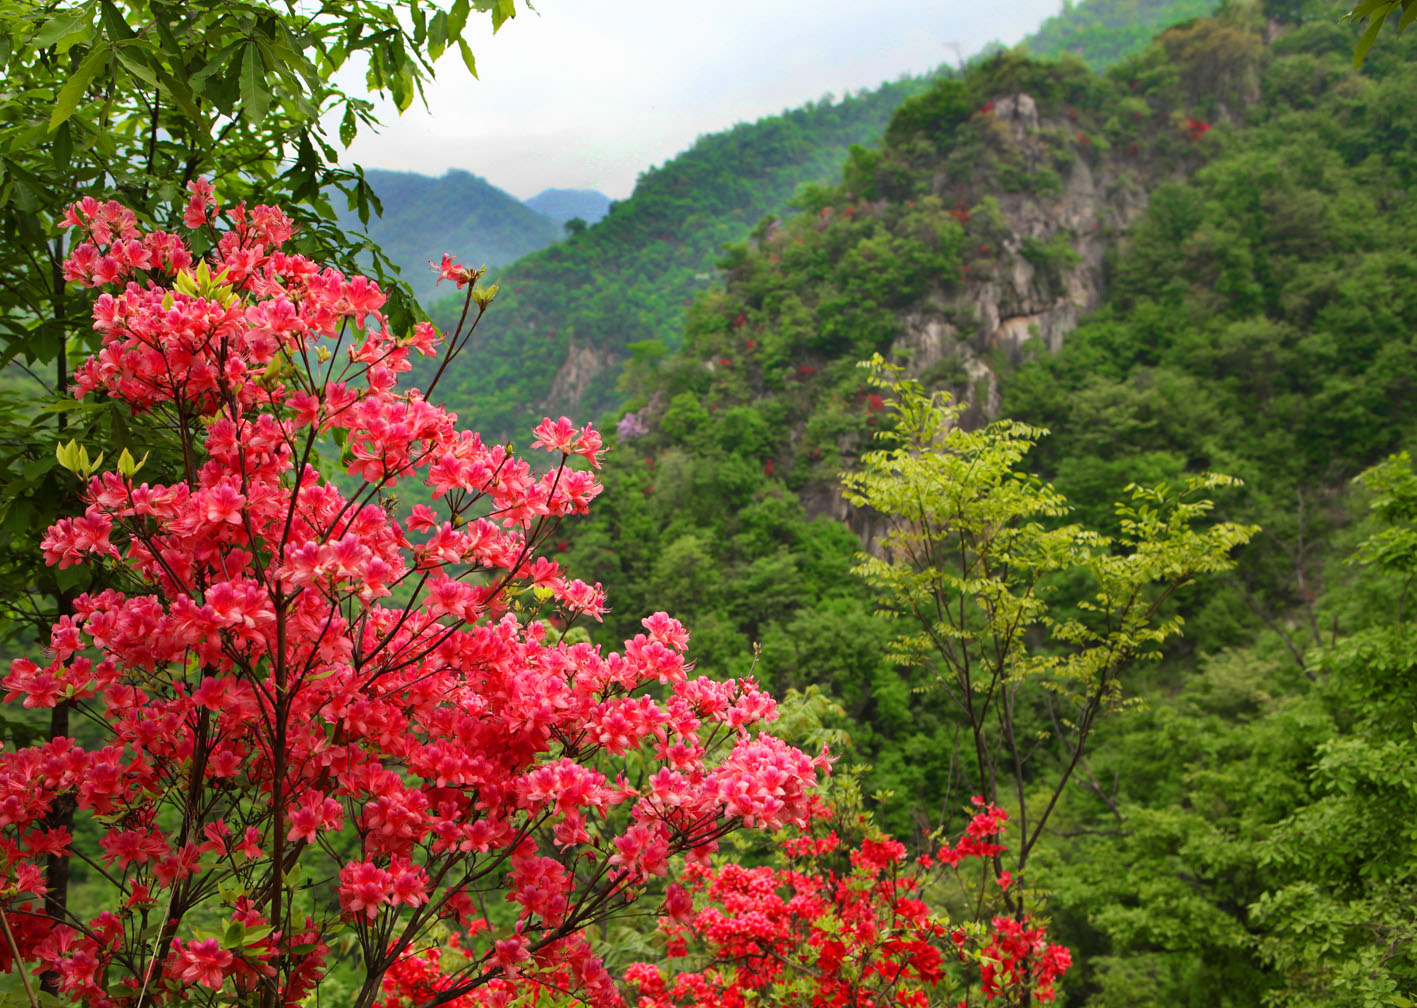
(458, 37), (477, 78)
(1355, 7), (1391, 66)
(153, 63), (203, 123)
(492, 0), (516, 31)
(53, 121), (73, 166)
(97, 0), (136, 40)
(339, 105), (357, 148)
(55, 440), (77, 472)
(113, 45), (159, 88)
(30, 9), (91, 52)
(50, 44), (109, 131)
(54, 564), (90, 593)
(1349, 0), (1392, 18)
(240, 924), (274, 945)
(240, 42), (271, 125)
(149, 4), (185, 57)
(222, 920), (245, 948)
(447, 0), (471, 38)
(429, 9), (449, 60)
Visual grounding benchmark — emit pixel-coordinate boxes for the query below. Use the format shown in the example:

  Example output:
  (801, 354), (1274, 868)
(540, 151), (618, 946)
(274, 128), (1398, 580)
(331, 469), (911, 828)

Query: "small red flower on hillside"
(1184, 117), (1210, 142)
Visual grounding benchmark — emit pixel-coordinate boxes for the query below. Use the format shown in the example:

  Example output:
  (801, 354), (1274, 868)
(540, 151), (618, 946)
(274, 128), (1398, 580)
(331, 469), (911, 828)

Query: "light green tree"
(840, 359), (1256, 912)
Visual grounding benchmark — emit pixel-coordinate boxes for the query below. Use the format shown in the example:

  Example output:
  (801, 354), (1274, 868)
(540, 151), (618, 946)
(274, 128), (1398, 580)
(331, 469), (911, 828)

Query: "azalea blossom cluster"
(0, 187), (825, 1008)
(622, 801), (1071, 1008)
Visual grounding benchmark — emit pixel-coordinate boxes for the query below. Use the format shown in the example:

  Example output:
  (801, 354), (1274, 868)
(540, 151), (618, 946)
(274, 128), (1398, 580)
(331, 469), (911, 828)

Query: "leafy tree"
(840, 363), (1254, 911)
(1046, 453), (1417, 1007)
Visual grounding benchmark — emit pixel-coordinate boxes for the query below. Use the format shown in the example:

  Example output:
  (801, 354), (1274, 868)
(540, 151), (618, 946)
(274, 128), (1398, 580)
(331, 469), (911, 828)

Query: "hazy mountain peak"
(524, 188), (612, 225)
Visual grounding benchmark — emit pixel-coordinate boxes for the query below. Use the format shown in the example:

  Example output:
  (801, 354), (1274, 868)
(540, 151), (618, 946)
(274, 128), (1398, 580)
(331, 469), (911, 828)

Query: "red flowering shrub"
(1184, 117), (1211, 141)
(623, 800), (1071, 1008)
(0, 187), (826, 1007)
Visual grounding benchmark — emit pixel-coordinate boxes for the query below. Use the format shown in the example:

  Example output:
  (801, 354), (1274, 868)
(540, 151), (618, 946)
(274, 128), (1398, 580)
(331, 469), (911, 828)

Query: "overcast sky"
(340, 0), (1064, 201)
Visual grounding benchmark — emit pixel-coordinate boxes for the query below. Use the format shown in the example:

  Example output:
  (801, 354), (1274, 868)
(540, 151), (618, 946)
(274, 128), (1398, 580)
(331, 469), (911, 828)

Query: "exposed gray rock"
(546, 332), (619, 412)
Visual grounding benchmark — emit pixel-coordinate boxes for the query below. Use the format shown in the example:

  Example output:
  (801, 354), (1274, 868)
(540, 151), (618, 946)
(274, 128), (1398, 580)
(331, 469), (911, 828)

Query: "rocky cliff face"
(535, 91), (1163, 447)
(811, 91), (1162, 544)
(891, 92), (1154, 426)
(546, 332), (620, 412)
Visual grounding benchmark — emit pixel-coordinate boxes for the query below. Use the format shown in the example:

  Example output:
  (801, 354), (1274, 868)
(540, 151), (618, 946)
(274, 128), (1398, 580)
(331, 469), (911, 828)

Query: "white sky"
(340, 1), (1064, 201)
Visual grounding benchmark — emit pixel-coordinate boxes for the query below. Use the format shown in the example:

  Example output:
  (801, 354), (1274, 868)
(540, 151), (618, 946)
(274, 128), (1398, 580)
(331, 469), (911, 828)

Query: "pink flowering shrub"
(380, 801), (1072, 1008)
(622, 800), (1071, 1008)
(0, 188), (826, 1007)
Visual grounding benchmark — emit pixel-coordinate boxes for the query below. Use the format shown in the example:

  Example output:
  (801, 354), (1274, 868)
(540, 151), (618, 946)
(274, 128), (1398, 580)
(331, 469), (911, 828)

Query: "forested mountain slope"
(1022, 0), (1220, 66)
(556, 27), (1230, 806)
(539, 8), (1417, 1004)
(425, 79), (930, 438)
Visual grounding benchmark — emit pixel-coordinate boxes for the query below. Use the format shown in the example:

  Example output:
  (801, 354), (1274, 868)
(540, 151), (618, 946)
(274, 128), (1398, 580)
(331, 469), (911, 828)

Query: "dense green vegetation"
(528, 6), (1417, 1004)
(559, 34), (1219, 834)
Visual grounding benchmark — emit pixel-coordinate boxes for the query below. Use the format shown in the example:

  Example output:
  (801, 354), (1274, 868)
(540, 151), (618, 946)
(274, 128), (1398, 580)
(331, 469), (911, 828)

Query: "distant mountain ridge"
(525, 189), (612, 225)
(344, 0), (1219, 321)
(337, 168), (563, 303)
